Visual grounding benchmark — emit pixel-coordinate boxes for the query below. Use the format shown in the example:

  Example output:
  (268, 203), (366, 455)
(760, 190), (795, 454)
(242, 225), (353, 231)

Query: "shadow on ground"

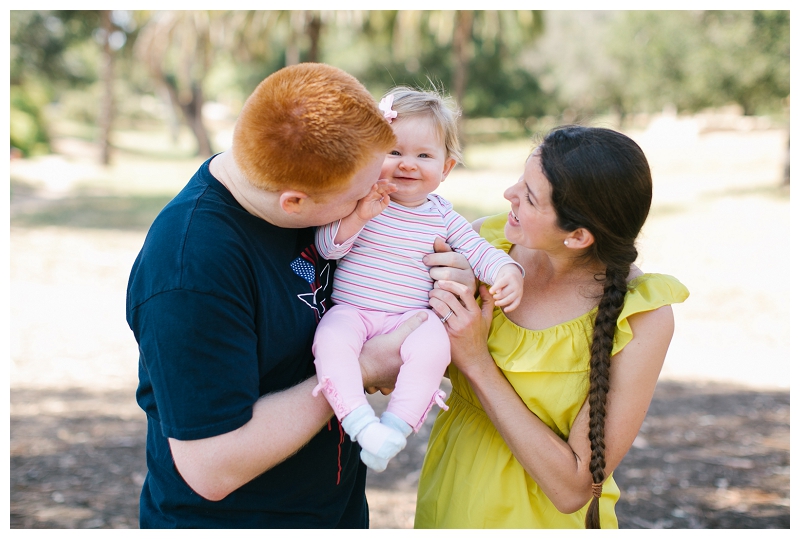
(10, 380), (788, 529)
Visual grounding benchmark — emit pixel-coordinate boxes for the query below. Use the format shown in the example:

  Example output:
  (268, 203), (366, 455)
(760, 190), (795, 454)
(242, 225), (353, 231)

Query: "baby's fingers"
(500, 295), (521, 312)
(375, 179), (398, 195)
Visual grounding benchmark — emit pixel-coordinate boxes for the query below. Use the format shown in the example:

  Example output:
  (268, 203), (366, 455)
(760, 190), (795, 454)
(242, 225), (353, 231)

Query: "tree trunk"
(99, 10), (114, 165)
(182, 83), (213, 157)
(162, 77), (213, 157)
(783, 132), (790, 186)
(306, 12), (322, 63)
(452, 10), (474, 142)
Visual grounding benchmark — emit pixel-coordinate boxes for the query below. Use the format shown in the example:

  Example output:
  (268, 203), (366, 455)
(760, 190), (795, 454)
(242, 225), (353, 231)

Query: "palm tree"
(99, 10), (115, 165)
(135, 10), (217, 156)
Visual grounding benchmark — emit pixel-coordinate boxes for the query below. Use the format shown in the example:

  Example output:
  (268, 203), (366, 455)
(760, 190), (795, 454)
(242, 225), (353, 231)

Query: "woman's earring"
(564, 239), (569, 246)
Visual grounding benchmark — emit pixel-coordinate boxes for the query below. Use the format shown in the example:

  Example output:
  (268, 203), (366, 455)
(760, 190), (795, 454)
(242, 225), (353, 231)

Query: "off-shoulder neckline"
(495, 273), (653, 334)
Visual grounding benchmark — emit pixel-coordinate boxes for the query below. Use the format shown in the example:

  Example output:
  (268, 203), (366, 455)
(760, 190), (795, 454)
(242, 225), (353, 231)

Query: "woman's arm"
(429, 280), (674, 513)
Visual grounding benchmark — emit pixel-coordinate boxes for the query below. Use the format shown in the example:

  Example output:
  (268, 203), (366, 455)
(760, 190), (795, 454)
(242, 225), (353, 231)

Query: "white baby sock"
(341, 405), (407, 472)
(359, 412), (413, 472)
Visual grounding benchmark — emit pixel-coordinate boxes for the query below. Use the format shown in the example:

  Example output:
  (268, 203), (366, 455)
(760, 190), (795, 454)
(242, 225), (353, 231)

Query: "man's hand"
(361, 311), (427, 395)
(424, 237), (477, 295)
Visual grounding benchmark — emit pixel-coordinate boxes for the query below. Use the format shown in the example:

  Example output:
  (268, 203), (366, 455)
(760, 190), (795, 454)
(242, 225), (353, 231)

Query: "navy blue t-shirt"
(126, 156), (367, 528)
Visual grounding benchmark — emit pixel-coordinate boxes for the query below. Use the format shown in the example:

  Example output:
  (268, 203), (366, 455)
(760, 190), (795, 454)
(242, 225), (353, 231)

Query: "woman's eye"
(525, 194), (534, 205)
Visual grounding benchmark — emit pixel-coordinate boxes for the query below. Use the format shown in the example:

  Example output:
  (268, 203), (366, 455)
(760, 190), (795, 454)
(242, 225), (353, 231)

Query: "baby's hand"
(489, 264), (524, 312)
(354, 179), (397, 222)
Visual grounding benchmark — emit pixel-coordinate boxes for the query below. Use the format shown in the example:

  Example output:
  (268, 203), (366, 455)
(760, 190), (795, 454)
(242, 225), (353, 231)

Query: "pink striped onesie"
(312, 193), (520, 431)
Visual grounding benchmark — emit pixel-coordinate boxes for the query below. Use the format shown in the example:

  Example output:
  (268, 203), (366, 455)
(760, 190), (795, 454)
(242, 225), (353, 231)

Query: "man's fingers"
(391, 311), (428, 341)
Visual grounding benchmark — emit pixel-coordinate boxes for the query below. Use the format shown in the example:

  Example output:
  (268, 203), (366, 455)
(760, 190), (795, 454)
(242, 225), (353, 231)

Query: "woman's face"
(503, 151), (565, 249)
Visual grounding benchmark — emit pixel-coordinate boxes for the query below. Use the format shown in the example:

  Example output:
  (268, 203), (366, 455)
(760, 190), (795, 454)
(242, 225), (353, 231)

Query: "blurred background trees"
(9, 9), (790, 160)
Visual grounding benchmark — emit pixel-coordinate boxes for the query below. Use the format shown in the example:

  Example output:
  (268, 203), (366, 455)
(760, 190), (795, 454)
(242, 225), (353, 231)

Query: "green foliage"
(329, 10), (548, 122)
(8, 9), (791, 159)
(606, 10), (789, 116)
(10, 11), (102, 87)
(10, 83), (51, 156)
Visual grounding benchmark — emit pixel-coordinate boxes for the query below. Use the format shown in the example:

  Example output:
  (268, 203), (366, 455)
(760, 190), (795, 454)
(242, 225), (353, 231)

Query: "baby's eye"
(389, 150), (401, 156)
(419, 153), (430, 158)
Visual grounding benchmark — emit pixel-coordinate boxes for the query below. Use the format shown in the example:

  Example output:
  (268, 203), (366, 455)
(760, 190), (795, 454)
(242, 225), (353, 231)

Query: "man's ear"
(566, 227), (595, 249)
(441, 158), (457, 181)
(278, 190), (310, 215)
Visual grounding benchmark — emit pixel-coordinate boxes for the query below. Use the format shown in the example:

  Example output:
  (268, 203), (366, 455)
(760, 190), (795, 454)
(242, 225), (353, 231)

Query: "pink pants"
(312, 305), (451, 432)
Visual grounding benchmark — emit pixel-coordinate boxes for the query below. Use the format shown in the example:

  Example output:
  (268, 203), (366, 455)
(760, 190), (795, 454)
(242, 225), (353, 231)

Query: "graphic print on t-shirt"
(290, 244), (331, 322)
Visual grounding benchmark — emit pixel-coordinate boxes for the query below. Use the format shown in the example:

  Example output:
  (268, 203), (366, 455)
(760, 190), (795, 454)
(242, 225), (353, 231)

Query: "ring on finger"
(440, 310), (454, 323)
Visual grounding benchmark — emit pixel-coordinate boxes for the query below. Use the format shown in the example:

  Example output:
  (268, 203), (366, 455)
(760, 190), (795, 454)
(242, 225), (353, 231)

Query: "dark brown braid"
(538, 126), (652, 529)
(584, 264), (630, 528)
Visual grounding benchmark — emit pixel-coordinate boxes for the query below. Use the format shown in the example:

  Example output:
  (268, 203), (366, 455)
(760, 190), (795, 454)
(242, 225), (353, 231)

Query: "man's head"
(232, 63), (396, 200)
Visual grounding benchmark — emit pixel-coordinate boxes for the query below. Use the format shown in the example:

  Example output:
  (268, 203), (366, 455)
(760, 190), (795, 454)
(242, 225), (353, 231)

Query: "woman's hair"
(233, 63), (396, 197)
(537, 125), (652, 529)
(381, 86), (463, 165)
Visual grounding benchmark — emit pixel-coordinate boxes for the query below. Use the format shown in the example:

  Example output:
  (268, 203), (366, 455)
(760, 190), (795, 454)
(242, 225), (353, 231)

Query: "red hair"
(232, 63), (395, 195)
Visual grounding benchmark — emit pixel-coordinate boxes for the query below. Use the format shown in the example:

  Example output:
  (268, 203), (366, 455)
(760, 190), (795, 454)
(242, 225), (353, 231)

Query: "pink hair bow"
(378, 95), (398, 123)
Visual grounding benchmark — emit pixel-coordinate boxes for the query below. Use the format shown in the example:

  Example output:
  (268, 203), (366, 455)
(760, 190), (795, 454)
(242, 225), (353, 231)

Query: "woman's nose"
(503, 181), (519, 201)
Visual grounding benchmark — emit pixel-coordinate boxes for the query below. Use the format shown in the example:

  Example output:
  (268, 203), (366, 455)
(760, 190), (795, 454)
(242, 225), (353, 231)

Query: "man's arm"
(168, 311), (426, 501)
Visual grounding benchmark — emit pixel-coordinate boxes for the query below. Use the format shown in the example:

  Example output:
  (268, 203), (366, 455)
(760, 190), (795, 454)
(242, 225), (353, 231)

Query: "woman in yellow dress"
(415, 126), (689, 528)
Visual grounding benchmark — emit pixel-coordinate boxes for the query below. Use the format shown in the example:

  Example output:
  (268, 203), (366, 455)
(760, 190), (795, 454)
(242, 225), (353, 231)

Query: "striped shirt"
(316, 194), (520, 313)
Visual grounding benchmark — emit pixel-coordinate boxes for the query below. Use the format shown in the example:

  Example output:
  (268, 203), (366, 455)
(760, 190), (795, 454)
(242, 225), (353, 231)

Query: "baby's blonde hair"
(382, 86), (463, 165)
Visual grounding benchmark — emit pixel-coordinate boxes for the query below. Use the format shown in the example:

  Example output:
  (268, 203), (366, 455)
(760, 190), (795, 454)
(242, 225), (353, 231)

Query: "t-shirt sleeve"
(131, 288), (260, 441)
(315, 219), (361, 260)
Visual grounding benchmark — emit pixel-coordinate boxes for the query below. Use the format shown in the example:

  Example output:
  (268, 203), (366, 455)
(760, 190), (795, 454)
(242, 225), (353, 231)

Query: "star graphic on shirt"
(297, 263), (330, 317)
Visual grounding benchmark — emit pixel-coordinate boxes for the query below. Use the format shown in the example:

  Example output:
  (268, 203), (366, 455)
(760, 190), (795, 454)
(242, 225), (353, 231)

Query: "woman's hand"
(424, 237), (477, 295)
(429, 280), (496, 374)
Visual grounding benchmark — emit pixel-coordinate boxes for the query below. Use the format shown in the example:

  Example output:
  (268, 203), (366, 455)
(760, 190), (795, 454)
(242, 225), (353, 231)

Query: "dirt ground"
(9, 380), (790, 529)
(8, 124), (790, 528)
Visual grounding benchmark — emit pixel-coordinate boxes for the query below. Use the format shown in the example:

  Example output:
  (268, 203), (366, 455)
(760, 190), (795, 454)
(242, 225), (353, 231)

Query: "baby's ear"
(441, 158), (457, 180)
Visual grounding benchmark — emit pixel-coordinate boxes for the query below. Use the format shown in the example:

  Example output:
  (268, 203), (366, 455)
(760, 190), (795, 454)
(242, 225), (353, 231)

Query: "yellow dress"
(415, 213), (690, 529)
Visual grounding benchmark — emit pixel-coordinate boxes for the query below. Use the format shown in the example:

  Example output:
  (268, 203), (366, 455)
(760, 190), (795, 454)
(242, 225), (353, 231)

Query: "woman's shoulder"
(626, 272), (689, 304)
(476, 213), (511, 252)
(611, 273), (690, 355)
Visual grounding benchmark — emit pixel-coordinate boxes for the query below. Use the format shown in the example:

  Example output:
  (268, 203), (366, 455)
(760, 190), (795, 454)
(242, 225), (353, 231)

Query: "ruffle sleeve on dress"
(611, 273), (690, 356)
